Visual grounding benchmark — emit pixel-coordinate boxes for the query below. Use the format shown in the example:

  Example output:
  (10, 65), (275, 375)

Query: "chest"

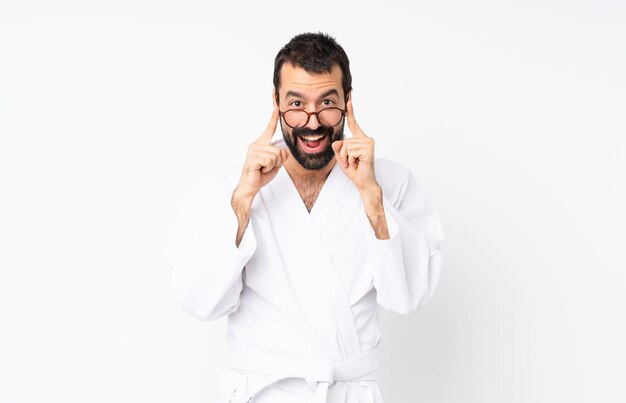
(292, 177), (326, 213)
(250, 177), (373, 302)
(246, 197), (374, 311)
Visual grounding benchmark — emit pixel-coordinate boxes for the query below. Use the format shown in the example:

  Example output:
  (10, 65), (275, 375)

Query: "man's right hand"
(234, 105), (288, 201)
(231, 105), (288, 246)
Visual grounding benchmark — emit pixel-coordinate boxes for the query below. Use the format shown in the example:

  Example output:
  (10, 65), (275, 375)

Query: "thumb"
(332, 140), (343, 155)
(332, 140), (347, 169)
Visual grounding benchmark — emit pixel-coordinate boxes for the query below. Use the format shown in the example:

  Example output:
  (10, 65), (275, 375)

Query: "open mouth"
(298, 134), (328, 153)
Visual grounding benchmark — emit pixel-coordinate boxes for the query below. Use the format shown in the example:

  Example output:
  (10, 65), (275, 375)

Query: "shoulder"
(374, 158), (432, 206)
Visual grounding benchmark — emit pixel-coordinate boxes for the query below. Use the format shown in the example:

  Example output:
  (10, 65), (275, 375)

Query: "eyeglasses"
(279, 107), (346, 129)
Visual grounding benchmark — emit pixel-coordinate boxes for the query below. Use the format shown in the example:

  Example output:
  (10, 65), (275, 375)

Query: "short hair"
(273, 32), (352, 102)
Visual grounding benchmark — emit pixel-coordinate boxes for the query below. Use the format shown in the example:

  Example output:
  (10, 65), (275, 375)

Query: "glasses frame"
(279, 107), (347, 129)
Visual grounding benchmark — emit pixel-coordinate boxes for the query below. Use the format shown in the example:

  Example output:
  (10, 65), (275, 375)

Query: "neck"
(283, 151), (336, 213)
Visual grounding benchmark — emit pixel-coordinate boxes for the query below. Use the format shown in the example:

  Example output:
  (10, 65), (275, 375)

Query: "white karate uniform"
(166, 154), (444, 403)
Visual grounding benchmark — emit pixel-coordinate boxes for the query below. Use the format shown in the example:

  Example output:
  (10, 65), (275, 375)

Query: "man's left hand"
(332, 97), (389, 240)
(332, 97), (378, 194)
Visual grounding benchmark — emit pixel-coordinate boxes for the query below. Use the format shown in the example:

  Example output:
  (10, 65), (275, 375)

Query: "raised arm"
(166, 103), (288, 321)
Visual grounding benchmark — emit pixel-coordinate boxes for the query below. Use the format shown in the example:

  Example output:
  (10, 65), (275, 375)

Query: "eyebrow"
(285, 89), (340, 100)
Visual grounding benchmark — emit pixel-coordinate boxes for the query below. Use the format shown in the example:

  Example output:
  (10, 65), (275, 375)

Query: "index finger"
(257, 105), (280, 144)
(346, 98), (366, 138)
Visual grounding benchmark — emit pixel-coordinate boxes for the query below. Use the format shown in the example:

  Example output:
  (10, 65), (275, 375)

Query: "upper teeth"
(303, 134), (325, 141)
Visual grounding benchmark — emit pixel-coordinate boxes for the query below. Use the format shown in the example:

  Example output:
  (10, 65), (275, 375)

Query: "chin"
(295, 149), (334, 171)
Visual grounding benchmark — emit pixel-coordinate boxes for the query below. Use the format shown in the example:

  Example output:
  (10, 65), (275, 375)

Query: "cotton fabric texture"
(166, 155), (444, 403)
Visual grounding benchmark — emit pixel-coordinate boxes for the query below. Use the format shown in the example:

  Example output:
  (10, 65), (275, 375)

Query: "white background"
(1, 1), (625, 402)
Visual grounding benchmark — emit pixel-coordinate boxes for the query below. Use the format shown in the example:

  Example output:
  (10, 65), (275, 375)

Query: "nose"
(305, 111), (320, 130)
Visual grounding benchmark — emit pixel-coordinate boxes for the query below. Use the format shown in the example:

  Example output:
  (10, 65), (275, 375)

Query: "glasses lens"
(318, 108), (343, 126)
(283, 110), (308, 128)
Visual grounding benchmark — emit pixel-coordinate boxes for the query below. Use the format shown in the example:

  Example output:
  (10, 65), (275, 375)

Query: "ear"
(272, 89), (279, 107)
(345, 90), (352, 103)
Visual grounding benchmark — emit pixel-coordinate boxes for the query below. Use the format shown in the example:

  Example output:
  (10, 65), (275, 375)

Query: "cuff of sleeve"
(367, 196), (405, 285)
(169, 192), (257, 320)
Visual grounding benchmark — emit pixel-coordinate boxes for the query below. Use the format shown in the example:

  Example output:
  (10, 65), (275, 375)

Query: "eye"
(289, 100), (302, 108)
(321, 99), (334, 106)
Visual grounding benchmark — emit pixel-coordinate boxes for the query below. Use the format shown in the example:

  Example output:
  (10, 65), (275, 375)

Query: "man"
(166, 32), (444, 403)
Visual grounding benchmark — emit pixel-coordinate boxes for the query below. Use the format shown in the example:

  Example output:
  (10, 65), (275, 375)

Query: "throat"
(284, 158), (336, 213)
(286, 171), (330, 213)
(301, 190), (320, 213)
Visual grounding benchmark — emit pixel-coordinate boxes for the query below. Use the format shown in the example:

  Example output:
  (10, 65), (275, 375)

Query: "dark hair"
(273, 32), (352, 103)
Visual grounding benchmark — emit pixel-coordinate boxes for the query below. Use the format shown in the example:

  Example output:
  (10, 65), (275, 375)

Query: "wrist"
(231, 188), (255, 221)
(232, 185), (256, 207)
(360, 184), (384, 217)
(360, 184), (390, 240)
(231, 186), (254, 247)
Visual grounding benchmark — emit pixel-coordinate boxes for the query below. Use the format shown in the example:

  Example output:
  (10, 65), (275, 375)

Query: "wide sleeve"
(367, 168), (444, 315)
(165, 173), (257, 321)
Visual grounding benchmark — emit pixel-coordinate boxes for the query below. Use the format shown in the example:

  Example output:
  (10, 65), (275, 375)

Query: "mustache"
(292, 125), (334, 139)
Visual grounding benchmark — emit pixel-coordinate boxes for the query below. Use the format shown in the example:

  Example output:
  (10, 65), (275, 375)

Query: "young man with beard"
(166, 32), (445, 403)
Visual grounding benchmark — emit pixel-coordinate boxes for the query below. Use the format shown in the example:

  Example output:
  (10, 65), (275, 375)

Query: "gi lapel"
(259, 165), (363, 361)
(308, 163), (349, 234)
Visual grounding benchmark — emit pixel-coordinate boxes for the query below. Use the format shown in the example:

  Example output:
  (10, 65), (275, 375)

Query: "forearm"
(360, 184), (390, 240)
(166, 180), (257, 321)
(231, 187), (254, 247)
(366, 168), (445, 314)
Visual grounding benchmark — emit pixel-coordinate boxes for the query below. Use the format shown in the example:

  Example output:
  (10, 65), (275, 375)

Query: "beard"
(280, 120), (345, 170)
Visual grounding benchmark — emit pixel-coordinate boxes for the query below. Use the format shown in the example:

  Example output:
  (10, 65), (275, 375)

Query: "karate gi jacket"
(166, 157), (445, 403)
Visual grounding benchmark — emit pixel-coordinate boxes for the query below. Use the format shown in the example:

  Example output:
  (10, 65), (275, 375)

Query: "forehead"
(279, 63), (343, 98)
